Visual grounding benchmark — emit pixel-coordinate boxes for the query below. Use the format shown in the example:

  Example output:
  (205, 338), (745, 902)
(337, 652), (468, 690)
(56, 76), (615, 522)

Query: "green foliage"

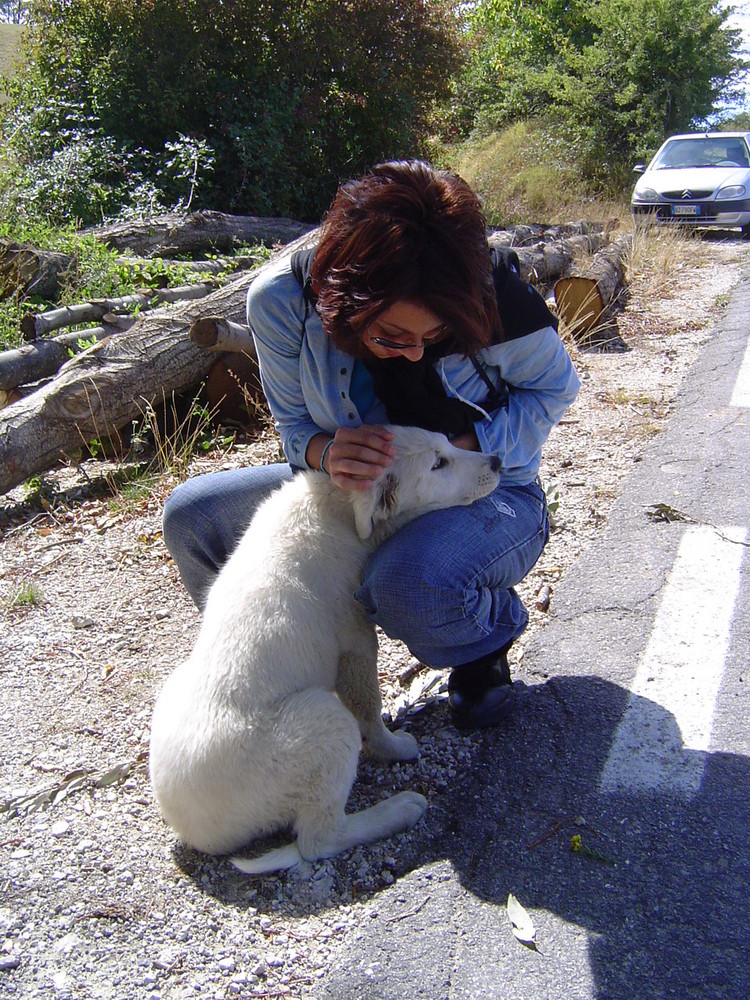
(0, 0), (460, 224)
(715, 110), (750, 131)
(439, 0), (746, 187)
(0, 220), (237, 349)
(449, 120), (615, 226)
(554, 0), (743, 180)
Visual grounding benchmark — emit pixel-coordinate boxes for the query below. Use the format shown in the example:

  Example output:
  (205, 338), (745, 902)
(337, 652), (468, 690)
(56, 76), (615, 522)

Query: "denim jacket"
(246, 254), (580, 486)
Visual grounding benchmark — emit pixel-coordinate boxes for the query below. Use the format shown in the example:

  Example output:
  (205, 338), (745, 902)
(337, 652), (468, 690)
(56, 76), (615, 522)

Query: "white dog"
(149, 426), (501, 873)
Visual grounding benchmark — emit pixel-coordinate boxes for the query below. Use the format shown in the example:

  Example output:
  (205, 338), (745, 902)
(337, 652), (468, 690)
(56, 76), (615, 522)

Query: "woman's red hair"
(310, 160), (502, 358)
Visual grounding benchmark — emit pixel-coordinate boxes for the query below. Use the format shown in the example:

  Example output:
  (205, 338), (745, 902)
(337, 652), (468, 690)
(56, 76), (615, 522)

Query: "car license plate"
(672, 204), (699, 216)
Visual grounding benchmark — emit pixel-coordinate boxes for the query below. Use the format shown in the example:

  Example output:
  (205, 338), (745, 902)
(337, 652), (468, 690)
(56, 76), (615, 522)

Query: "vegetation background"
(0, 0), (747, 351)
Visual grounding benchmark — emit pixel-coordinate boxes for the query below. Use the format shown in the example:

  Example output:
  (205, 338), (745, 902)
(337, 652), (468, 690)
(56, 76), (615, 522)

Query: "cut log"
(21, 281), (217, 341)
(190, 317), (256, 354)
(0, 232), (318, 495)
(553, 234), (633, 351)
(205, 353), (265, 426)
(192, 320), (261, 427)
(0, 330), (102, 395)
(0, 240), (74, 300)
(89, 210), (315, 257)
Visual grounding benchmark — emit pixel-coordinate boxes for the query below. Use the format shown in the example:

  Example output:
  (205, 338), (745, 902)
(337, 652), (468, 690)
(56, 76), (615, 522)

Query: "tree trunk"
(89, 210), (315, 257)
(0, 240), (74, 300)
(0, 233), (317, 494)
(0, 330), (105, 395)
(553, 234), (633, 350)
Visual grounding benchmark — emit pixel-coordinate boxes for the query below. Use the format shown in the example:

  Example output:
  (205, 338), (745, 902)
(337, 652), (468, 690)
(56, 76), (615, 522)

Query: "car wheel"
(742, 224), (750, 240)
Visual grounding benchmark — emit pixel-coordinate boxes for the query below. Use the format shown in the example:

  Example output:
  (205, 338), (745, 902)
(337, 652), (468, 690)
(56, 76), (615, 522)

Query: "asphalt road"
(312, 263), (750, 1000)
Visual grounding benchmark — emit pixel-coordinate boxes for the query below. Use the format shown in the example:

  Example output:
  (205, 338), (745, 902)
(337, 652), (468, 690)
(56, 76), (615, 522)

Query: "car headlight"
(632, 186), (658, 202)
(717, 184), (746, 199)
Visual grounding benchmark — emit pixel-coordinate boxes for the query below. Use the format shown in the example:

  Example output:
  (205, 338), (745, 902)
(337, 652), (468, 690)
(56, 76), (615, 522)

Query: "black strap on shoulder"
(290, 246), (318, 305)
(489, 244), (558, 340)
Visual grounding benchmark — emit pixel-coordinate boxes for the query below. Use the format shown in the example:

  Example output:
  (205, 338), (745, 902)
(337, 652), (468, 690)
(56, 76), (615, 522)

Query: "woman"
(162, 160), (580, 730)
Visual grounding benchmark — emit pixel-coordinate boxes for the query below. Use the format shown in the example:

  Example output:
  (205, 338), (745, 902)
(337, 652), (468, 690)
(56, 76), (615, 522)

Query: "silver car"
(631, 132), (750, 236)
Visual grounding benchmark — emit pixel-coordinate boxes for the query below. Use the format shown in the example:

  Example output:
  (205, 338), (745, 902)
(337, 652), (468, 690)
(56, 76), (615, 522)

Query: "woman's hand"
(313, 426), (396, 492)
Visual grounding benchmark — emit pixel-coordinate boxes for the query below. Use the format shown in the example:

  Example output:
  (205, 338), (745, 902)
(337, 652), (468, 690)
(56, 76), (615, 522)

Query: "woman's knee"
(162, 479), (201, 553)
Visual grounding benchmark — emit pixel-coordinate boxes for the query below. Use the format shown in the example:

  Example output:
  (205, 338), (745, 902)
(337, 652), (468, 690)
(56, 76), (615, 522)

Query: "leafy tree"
(554, 0), (745, 180)
(441, 0), (745, 184)
(0, 0), (460, 223)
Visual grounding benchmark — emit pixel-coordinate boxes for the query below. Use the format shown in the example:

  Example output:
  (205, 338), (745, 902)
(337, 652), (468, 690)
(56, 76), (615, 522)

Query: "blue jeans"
(162, 466), (548, 669)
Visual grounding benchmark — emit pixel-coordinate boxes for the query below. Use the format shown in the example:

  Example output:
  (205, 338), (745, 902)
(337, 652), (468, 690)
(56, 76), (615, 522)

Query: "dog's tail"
(230, 843), (302, 875)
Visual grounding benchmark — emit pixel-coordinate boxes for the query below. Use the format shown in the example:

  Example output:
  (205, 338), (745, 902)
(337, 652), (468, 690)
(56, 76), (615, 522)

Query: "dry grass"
(0, 23), (24, 95)
(625, 221), (721, 299)
(448, 121), (629, 228)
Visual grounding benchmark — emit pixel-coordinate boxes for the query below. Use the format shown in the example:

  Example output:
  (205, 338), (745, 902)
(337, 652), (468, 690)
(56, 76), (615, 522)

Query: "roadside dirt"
(1, 231), (748, 998)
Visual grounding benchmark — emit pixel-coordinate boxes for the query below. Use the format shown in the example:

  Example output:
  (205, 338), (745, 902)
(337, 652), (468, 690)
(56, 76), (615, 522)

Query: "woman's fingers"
(327, 425), (396, 491)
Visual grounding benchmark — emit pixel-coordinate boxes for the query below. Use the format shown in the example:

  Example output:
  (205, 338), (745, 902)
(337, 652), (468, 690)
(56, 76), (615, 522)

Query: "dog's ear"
(352, 473), (399, 539)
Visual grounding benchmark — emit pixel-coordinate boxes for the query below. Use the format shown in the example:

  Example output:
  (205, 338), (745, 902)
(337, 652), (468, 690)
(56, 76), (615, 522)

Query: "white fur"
(149, 426), (500, 872)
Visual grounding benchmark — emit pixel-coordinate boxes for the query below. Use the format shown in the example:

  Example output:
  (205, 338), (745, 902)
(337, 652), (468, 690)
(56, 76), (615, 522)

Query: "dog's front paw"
(366, 726), (420, 762)
(389, 789), (428, 829)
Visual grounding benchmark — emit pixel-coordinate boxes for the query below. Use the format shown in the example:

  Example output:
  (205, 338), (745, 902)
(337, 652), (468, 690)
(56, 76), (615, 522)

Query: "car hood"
(638, 166), (749, 195)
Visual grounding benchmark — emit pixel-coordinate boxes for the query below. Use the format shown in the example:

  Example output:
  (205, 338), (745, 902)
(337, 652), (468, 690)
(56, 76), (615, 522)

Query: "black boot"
(447, 642), (515, 730)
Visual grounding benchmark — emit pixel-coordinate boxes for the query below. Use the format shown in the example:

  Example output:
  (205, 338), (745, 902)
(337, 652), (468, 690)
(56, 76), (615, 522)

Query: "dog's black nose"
(489, 455), (501, 472)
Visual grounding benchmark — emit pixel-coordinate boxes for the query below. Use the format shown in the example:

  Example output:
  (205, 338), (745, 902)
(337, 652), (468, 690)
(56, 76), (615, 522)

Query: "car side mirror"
(633, 164), (646, 174)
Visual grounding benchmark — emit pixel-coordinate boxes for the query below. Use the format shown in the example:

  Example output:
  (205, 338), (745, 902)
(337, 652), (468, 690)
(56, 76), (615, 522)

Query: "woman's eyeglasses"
(368, 324), (449, 352)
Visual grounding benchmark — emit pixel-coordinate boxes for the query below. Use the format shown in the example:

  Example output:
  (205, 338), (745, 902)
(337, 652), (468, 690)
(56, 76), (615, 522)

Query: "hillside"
(0, 21), (24, 90)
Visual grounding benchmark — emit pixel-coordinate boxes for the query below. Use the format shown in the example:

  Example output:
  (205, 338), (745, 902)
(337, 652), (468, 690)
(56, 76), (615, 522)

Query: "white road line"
(599, 524), (746, 797)
(730, 333), (750, 407)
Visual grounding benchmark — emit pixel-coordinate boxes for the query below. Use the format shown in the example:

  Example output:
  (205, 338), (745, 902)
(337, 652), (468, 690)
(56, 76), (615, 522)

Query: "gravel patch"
(1, 234), (747, 998)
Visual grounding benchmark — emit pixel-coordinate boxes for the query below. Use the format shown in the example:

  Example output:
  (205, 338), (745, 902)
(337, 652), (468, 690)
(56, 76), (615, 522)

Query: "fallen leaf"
(507, 893), (538, 950)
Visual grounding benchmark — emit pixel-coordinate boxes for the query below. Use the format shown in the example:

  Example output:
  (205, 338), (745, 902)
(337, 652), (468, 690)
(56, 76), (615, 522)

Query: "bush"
(0, 0), (461, 224)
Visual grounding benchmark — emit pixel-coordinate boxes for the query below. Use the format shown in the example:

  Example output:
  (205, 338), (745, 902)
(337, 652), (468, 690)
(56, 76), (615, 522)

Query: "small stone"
(52, 970), (67, 991)
(72, 616), (96, 629)
(50, 821), (70, 838)
(218, 957), (235, 972)
(53, 933), (80, 955)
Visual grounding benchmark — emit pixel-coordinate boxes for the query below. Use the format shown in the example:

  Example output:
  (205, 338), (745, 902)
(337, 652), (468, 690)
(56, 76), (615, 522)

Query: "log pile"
(0, 232), (317, 495)
(0, 219), (630, 495)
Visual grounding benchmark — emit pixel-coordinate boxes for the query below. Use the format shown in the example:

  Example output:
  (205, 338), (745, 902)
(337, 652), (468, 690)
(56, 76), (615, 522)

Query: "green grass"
(0, 23), (24, 95)
(7, 579), (43, 609)
(445, 120), (630, 227)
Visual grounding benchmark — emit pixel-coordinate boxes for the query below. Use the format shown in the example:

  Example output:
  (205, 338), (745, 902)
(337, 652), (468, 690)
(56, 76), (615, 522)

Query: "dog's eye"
(431, 455), (449, 471)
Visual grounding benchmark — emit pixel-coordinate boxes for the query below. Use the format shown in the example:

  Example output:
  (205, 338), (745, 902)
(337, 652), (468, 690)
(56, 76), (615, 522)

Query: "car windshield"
(652, 138), (750, 169)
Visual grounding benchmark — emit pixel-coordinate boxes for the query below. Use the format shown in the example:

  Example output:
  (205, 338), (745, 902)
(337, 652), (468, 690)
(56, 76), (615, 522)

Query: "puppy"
(150, 426), (501, 873)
